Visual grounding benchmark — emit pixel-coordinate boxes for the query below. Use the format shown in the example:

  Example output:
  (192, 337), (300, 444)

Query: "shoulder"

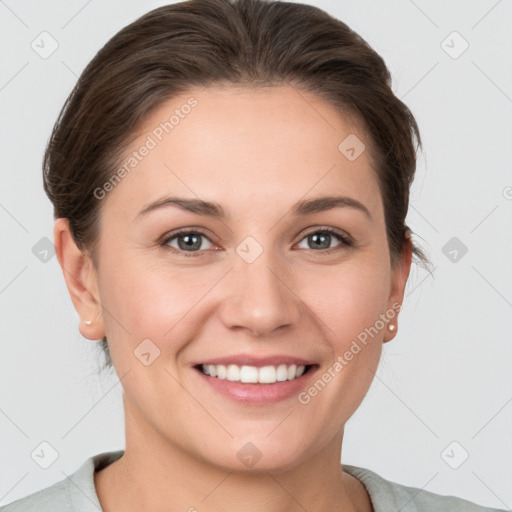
(0, 471), (77, 512)
(0, 478), (71, 512)
(343, 464), (507, 512)
(0, 450), (124, 512)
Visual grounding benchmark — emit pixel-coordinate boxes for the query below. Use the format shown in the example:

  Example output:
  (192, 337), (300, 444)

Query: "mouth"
(194, 363), (315, 384)
(192, 361), (319, 404)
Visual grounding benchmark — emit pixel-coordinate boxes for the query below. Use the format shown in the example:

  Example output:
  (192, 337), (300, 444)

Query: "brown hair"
(43, 0), (431, 372)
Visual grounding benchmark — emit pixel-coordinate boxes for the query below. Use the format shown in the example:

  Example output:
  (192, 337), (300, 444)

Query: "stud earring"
(388, 324), (395, 331)
(83, 320), (92, 325)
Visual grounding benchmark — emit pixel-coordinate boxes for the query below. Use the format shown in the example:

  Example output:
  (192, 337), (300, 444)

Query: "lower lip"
(194, 366), (318, 405)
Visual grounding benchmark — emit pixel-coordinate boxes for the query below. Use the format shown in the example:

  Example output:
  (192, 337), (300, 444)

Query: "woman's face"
(65, 85), (411, 471)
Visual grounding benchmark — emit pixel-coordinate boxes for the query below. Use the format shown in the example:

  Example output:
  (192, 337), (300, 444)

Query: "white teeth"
(240, 365), (259, 383)
(200, 363), (307, 384)
(227, 364), (240, 381)
(276, 364), (288, 382)
(258, 365), (276, 384)
(217, 365), (227, 379)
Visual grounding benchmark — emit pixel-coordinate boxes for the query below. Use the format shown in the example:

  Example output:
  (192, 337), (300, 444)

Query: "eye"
(161, 229), (215, 257)
(160, 226), (353, 258)
(296, 227), (353, 253)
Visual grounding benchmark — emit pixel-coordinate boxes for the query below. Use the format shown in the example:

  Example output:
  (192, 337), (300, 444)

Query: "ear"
(384, 233), (413, 343)
(53, 218), (105, 340)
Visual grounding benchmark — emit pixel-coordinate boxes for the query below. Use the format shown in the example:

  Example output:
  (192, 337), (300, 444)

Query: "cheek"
(295, 266), (389, 423)
(97, 255), (222, 356)
(302, 259), (390, 347)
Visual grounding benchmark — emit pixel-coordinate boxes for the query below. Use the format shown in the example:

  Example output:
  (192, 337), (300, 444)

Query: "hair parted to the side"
(43, 0), (431, 373)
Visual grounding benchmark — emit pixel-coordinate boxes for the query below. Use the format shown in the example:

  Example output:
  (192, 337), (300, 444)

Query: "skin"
(54, 84), (412, 512)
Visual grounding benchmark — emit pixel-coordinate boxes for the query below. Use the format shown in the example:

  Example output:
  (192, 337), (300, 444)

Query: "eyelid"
(298, 225), (353, 245)
(159, 227), (217, 252)
(159, 226), (213, 242)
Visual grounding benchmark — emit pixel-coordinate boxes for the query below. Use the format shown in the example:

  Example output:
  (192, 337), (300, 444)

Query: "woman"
(1, 0), (506, 511)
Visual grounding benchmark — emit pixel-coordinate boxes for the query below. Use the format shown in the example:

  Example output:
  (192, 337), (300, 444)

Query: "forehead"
(101, 84), (383, 222)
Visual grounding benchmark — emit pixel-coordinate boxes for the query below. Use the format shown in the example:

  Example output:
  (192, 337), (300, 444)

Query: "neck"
(94, 397), (372, 512)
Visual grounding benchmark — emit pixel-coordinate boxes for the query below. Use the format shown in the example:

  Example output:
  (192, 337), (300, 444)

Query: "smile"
(199, 363), (310, 384)
(193, 360), (318, 404)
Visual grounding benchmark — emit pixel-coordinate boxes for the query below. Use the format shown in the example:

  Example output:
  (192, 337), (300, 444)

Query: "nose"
(218, 249), (303, 338)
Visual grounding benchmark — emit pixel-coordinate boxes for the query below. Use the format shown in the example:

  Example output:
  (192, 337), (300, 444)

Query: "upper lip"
(193, 354), (315, 368)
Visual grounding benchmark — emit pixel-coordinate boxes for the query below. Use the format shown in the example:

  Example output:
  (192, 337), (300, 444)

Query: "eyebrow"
(135, 195), (372, 221)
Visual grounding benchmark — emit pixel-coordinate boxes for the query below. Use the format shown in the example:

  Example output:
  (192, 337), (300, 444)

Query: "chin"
(194, 434), (315, 475)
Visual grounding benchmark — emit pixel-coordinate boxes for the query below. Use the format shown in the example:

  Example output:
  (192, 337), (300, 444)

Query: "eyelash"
(159, 227), (353, 258)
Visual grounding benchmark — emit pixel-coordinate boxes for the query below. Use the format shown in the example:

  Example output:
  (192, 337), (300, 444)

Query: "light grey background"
(1, 0), (511, 508)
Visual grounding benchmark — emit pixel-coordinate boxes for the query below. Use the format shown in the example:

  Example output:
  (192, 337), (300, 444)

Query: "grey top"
(0, 450), (507, 511)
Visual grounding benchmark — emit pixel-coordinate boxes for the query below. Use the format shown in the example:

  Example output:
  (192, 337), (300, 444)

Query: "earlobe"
(384, 235), (413, 343)
(384, 322), (397, 343)
(53, 218), (105, 340)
